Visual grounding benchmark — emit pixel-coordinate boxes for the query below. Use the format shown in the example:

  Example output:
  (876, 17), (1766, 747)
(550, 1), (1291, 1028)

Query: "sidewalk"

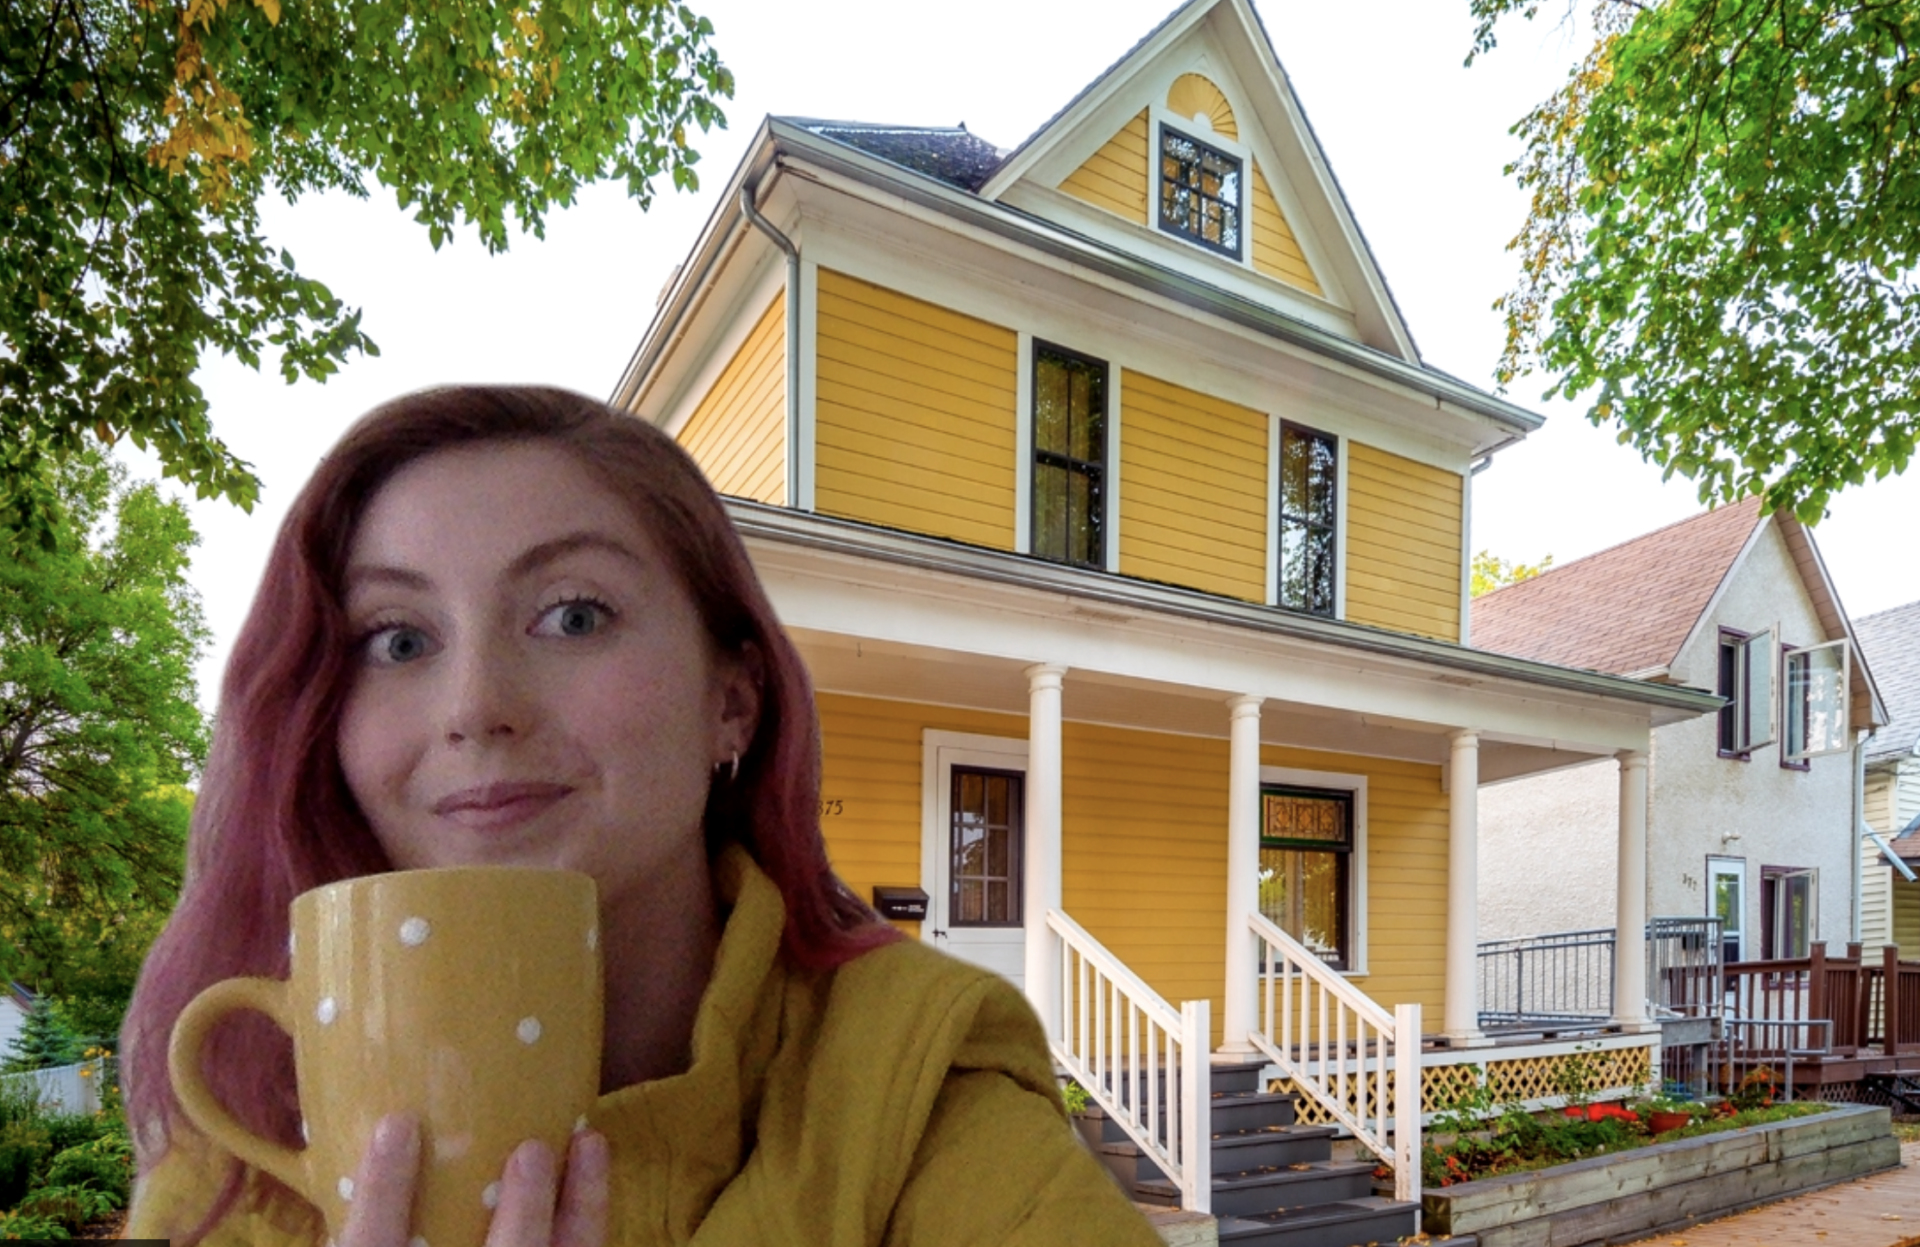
(1616, 1138), (1920, 1247)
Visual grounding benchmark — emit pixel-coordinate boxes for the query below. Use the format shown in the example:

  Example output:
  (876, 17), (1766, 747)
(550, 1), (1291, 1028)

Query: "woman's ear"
(714, 641), (764, 763)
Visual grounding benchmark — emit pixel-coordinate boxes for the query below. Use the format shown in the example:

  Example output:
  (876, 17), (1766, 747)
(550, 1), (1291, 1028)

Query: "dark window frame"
(1157, 122), (1244, 259)
(1029, 340), (1108, 570)
(1274, 420), (1339, 618)
(948, 765), (1025, 930)
(1778, 642), (1812, 772)
(1717, 626), (1753, 761)
(1258, 783), (1355, 970)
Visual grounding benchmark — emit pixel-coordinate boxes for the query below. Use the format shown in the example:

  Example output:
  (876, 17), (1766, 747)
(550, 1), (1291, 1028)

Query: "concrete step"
(1214, 1196), (1421, 1247)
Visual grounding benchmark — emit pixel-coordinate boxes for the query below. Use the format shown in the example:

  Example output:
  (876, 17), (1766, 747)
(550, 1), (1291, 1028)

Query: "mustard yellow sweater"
(128, 847), (1163, 1246)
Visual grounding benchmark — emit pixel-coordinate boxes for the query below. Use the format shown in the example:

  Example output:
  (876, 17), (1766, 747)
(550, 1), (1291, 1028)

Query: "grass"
(1894, 1119), (1920, 1144)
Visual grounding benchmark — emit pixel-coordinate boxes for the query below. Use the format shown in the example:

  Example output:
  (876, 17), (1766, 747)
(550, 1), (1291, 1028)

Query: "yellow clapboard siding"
(675, 291), (787, 504)
(814, 269), (1018, 550)
(817, 695), (1029, 938)
(1166, 73), (1238, 139)
(1262, 745), (1449, 1019)
(1119, 369), (1267, 602)
(1250, 163), (1322, 295)
(1061, 110), (1150, 224)
(1343, 442), (1463, 641)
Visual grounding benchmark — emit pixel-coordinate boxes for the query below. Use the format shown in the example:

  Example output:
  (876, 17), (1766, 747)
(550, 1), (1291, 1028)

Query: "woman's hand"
(339, 1115), (611, 1247)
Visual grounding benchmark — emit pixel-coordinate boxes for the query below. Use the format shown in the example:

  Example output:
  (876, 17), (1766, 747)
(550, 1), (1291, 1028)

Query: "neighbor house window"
(1158, 125), (1242, 257)
(1779, 644), (1811, 772)
(1717, 626), (1775, 758)
(1759, 866), (1815, 959)
(1782, 638), (1851, 764)
(1276, 423), (1337, 616)
(1031, 343), (1106, 568)
(1258, 785), (1352, 969)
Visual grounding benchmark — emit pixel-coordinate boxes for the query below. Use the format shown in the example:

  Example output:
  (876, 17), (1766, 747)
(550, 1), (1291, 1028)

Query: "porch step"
(1215, 1197), (1422, 1247)
(1093, 1123), (1339, 1184)
(1136, 1159), (1376, 1218)
(1076, 1090), (1299, 1145)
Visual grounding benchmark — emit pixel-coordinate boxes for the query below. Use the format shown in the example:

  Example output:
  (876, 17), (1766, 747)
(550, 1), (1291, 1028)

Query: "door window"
(1709, 858), (1745, 964)
(1258, 786), (1352, 969)
(949, 767), (1023, 928)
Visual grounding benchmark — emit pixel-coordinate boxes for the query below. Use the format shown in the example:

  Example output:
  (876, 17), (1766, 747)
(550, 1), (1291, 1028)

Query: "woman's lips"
(430, 782), (574, 830)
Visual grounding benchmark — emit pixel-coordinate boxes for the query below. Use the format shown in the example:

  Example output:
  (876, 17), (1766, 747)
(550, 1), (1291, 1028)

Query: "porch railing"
(1046, 909), (1210, 1214)
(1247, 911), (1420, 1208)
(1859, 945), (1920, 1054)
(1477, 927), (1613, 1029)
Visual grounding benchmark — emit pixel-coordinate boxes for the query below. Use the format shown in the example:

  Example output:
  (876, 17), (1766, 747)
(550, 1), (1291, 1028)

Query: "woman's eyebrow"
(342, 565), (432, 596)
(504, 532), (648, 581)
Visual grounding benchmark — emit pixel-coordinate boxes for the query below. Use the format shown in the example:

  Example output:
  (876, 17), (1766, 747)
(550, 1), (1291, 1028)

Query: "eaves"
(728, 499), (1725, 722)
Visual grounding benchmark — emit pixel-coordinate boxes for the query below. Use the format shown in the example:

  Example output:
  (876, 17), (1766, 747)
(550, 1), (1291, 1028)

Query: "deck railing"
(1858, 945), (1920, 1054)
(1648, 917), (1723, 1018)
(1046, 909), (1210, 1213)
(1724, 944), (1864, 1055)
(1477, 927), (1614, 1029)
(1247, 911), (1420, 1207)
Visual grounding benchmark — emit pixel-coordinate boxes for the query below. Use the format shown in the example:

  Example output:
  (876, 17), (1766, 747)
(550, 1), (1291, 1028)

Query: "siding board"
(1119, 369), (1267, 602)
(1061, 111), (1150, 224)
(675, 291), (787, 503)
(1250, 163), (1322, 295)
(1344, 442), (1464, 641)
(815, 270), (1018, 550)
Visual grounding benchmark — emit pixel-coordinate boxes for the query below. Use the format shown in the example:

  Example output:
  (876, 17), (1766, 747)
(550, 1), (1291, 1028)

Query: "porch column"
(1221, 694), (1264, 1055)
(1444, 729), (1489, 1044)
(1024, 663), (1067, 1041)
(1613, 750), (1652, 1029)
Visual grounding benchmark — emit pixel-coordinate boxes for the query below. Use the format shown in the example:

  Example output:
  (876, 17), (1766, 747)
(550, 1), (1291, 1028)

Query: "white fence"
(0, 1059), (112, 1115)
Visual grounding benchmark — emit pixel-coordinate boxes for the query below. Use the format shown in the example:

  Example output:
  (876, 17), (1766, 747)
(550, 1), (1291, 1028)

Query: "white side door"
(922, 732), (1028, 989)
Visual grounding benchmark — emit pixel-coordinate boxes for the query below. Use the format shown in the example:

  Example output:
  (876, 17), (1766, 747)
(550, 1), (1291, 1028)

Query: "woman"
(122, 386), (1163, 1247)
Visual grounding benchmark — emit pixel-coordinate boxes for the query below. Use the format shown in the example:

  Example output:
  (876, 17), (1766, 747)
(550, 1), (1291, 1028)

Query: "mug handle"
(168, 977), (309, 1196)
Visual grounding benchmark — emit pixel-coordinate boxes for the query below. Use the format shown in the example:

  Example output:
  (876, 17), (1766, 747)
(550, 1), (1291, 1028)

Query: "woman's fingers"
(482, 1139), (561, 1247)
(551, 1131), (611, 1247)
(339, 1114), (421, 1247)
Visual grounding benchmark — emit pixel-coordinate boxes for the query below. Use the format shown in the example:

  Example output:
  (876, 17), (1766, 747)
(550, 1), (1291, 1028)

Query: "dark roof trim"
(728, 498), (1724, 718)
(767, 120), (1542, 439)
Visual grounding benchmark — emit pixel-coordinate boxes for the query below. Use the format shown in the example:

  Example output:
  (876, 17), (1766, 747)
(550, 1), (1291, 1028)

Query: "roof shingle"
(783, 119), (1005, 191)
(1470, 500), (1764, 676)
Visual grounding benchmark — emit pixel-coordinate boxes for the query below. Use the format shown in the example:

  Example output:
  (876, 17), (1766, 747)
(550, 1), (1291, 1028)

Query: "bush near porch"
(0, 1057), (133, 1240)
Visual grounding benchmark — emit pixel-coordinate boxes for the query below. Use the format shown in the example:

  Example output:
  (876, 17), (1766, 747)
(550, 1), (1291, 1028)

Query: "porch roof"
(729, 499), (1725, 730)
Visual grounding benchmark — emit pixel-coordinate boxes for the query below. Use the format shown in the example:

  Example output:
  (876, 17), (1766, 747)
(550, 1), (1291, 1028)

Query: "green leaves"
(1, 0), (731, 549)
(1478, 0), (1920, 517)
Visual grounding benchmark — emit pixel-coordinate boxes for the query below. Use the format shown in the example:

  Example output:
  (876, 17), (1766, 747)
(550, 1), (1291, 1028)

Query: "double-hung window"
(1158, 125), (1242, 257)
(1258, 785), (1353, 969)
(1031, 343), (1106, 569)
(1275, 423), (1337, 616)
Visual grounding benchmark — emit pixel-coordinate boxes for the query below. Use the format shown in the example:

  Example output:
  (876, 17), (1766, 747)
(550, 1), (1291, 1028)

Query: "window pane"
(1069, 469), (1092, 564)
(1035, 463), (1067, 561)
(987, 880), (1008, 923)
(1067, 366), (1092, 460)
(1036, 358), (1068, 455)
(1159, 128), (1241, 255)
(958, 878), (983, 924)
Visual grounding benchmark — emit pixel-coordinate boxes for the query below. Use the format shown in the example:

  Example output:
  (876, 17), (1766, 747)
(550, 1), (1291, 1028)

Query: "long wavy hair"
(122, 386), (897, 1234)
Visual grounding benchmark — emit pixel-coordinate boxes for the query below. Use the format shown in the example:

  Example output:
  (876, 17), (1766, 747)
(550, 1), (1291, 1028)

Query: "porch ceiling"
(792, 628), (1614, 778)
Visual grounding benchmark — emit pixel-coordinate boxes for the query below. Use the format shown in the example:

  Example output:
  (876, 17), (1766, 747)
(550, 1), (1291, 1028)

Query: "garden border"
(1421, 1103), (1900, 1247)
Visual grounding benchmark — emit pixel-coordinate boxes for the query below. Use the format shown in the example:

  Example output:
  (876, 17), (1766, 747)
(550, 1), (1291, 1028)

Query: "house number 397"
(818, 799), (844, 817)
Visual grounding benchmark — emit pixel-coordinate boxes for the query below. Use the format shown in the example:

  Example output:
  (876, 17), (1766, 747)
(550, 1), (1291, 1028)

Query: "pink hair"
(122, 386), (899, 1236)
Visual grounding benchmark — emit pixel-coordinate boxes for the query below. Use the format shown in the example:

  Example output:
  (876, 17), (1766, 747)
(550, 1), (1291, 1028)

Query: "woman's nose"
(440, 636), (529, 746)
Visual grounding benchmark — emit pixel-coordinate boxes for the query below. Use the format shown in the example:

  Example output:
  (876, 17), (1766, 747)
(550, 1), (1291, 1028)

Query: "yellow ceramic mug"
(169, 868), (603, 1247)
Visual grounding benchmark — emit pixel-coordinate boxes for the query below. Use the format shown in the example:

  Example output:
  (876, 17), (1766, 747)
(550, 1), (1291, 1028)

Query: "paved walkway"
(1616, 1139), (1920, 1247)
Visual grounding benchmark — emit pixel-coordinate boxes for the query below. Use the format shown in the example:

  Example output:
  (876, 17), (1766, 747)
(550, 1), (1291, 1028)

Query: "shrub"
(41, 1145), (129, 1206)
(0, 1207), (70, 1240)
(35, 1114), (108, 1158)
(0, 1122), (51, 1209)
(11, 1184), (117, 1232)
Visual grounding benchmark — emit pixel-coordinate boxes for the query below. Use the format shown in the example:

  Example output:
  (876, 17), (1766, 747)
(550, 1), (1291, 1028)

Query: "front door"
(929, 763), (1027, 987)
(1709, 857), (1746, 964)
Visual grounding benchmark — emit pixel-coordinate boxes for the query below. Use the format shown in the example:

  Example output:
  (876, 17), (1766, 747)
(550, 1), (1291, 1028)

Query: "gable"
(984, 0), (1410, 358)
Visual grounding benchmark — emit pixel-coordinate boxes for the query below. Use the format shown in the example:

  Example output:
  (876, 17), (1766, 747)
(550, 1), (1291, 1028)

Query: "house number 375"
(818, 799), (844, 817)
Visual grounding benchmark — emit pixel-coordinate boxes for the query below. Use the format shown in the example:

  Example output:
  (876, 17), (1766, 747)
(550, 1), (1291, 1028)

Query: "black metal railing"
(1476, 917), (1725, 1030)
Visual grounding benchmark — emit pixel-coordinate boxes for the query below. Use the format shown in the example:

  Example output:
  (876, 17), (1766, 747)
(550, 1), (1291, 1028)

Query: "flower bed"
(1421, 1102), (1900, 1247)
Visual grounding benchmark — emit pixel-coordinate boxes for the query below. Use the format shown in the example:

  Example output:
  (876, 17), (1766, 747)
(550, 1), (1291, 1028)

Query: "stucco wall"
(1479, 518), (1857, 956)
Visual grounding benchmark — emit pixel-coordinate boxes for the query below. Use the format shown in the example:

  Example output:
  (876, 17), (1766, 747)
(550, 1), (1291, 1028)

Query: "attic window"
(1158, 125), (1242, 257)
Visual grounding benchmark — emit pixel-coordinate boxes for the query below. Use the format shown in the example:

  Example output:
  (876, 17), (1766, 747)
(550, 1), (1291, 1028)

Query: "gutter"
(725, 497), (1725, 718)
(739, 170), (802, 503)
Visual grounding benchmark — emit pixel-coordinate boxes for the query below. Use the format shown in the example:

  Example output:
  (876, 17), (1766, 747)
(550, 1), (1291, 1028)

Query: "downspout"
(740, 173), (802, 508)
(1852, 729), (1867, 944)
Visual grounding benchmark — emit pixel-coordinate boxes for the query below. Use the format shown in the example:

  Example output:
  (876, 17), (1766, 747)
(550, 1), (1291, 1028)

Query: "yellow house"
(614, 0), (1720, 1224)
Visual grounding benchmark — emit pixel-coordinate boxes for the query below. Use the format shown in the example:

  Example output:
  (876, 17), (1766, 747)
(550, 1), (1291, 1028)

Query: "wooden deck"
(1616, 1139), (1920, 1247)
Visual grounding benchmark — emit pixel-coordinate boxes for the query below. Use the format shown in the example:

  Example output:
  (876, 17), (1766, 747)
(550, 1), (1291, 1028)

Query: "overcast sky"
(116, 0), (1920, 713)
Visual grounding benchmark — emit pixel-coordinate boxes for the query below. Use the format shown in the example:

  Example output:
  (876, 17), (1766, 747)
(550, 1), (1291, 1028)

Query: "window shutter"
(1735, 627), (1777, 752)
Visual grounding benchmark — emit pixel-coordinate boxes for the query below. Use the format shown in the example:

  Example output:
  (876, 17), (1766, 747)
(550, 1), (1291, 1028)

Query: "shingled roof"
(1857, 599), (1920, 767)
(784, 119), (1006, 192)
(1471, 500), (1764, 676)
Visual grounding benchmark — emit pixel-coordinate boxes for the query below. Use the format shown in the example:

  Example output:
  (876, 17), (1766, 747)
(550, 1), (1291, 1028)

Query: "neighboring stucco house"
(1474, 500), (1886, 964)
(0, 984), (28, 1063)
(1858, 600), (1920, 955)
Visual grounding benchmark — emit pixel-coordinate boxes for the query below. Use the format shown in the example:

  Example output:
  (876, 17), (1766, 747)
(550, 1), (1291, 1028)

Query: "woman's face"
(336, 442), (758, 909)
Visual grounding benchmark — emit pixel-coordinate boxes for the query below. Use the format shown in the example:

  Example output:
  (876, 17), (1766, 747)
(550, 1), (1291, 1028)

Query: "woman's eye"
(364, 625), (435, 665)
(535, 599), (611, 638)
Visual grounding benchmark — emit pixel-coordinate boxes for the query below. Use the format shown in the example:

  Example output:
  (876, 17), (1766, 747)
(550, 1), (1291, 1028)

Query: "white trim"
(1707, 855), (1747, 963)
(796, 257), (820, 510)
(656, 258), (787, 442)
(922, 729), (1032, 978)
(1459, 464), (1474, 645)
(1015, 331), (1035, 555)
(1334, 431), (1349, 622)
(1264, 412), (1281, 606)
(1106, 364), (1124, 572)
(1258, 764), (1369, 977)
(1148, 104), (1253, 268)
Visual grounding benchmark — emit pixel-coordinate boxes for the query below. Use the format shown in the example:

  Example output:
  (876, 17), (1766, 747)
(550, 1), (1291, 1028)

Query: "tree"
(1469, 0), (1920, 520)
(1, 996), (84, 1073)
(1471, 549), (1554, 596)
(0, 451), (205, 1039)
(1, 1), (732, 552)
